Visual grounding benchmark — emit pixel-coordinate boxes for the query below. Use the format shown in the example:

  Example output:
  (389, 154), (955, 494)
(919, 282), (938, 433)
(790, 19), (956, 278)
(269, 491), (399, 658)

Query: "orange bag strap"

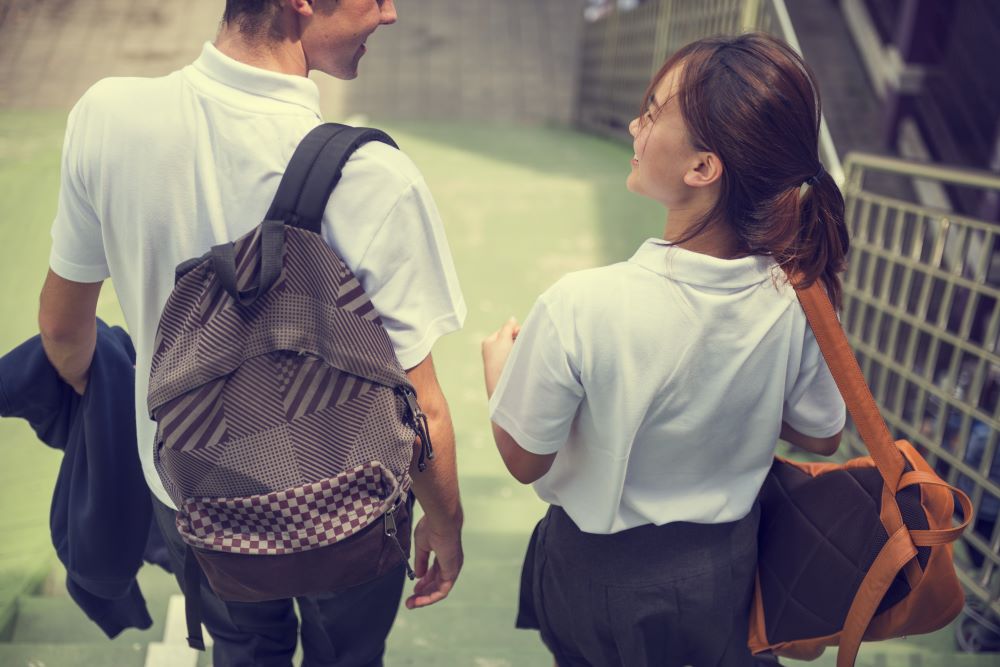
(796, 282), (971, 667)
(795, 282), (906, 493)
(898, 471), (975, 545)
(835, 528), (917, 667)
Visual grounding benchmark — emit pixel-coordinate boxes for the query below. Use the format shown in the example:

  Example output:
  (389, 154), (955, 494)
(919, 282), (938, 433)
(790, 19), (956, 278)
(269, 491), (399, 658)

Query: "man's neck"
(214, 26), (309, 77)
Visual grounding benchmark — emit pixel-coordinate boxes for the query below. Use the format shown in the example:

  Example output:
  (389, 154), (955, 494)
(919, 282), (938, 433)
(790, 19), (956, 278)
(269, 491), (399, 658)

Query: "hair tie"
(805, 164), (825, 186)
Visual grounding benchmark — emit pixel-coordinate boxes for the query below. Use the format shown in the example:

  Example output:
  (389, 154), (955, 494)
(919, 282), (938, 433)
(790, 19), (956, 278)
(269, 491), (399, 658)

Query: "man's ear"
(684, 152), (723, 189)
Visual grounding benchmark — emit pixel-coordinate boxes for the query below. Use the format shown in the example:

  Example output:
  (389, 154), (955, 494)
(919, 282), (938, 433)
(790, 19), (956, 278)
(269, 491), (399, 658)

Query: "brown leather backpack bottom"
(190, 499), (412, 603)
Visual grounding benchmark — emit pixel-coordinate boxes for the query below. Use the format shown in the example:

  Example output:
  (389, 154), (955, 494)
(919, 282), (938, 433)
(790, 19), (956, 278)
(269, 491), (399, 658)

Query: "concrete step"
(9, 595), (165, 645)
(0, 641), (147, 667)
(8, 562), (177, 645)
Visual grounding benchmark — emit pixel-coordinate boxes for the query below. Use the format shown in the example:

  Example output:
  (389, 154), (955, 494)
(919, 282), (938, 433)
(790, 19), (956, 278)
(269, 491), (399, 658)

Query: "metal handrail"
(844, 152), (1000, 191)
(767, 0), (845, 185)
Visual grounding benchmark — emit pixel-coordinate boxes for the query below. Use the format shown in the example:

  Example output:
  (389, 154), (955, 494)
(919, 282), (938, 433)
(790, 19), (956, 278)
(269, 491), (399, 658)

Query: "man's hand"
(481, 316), (520, 398)
(405, 513), (463, 609)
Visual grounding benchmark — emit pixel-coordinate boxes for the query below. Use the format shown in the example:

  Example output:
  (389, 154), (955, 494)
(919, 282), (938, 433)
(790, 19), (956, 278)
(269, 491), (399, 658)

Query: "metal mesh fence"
(842, 154), (1000, 615)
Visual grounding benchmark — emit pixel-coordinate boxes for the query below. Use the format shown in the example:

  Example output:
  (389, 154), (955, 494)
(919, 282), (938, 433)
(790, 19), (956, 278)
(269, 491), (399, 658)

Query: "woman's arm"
(492, 422), (556, 484)
(482, 316), (557, 484)
(780, 421), (841, 456)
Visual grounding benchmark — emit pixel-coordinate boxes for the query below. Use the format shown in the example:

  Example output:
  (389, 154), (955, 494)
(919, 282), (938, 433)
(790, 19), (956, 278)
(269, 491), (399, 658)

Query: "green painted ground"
(0, 112), (992, 665)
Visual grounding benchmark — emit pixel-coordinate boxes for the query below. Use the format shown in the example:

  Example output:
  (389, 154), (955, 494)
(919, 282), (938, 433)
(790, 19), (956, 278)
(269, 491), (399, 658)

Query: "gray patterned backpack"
(147, 124), (432, 650)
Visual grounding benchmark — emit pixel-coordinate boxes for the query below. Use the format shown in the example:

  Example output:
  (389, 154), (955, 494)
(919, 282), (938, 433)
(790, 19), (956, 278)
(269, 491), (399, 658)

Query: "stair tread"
(0, 641), (147, 666)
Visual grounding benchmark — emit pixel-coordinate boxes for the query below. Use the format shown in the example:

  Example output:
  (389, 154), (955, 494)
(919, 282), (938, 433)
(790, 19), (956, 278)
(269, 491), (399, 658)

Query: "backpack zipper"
(398, 386), (435, 471)
(383, 501), (415, 580)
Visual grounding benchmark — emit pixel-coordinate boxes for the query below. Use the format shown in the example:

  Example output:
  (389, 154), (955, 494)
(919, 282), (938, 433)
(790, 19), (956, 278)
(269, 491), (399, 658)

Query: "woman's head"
(628, 32), (850, 307)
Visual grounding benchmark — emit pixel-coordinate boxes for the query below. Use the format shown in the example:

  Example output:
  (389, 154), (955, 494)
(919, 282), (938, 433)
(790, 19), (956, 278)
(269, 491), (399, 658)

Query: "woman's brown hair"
(644, 32), (850, 308)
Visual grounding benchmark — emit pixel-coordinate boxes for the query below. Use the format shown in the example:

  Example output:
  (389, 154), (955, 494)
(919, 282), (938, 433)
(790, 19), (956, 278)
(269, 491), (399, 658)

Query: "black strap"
(183, 547), (206, 651)
(210, 219), (284, 307)
(210, 123), (398, 308)
(265, 123), (399, 234)
(210, 124), (397, 306)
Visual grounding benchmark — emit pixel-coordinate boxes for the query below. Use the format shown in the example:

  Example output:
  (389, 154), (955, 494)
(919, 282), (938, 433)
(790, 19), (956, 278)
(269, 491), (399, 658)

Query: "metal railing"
(577, 0), (1000, 624)
(577, 0), (843, 183)
(841, 153), (1000, 617)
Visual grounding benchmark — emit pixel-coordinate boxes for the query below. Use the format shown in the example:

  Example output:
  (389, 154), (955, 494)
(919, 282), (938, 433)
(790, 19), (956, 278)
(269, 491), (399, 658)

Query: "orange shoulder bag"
(749, 281), (974, 666)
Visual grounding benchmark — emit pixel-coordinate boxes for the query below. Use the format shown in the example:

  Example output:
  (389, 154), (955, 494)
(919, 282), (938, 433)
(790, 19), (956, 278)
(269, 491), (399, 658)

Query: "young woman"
(481, 33), (850, 667)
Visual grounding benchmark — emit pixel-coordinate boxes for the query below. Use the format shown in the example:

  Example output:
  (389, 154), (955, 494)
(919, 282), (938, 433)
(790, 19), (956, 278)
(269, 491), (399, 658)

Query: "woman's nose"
(628, 117), (639, 137)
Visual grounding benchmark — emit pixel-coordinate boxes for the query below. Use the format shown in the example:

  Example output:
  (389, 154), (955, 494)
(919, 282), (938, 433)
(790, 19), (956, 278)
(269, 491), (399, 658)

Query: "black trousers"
(152, 495), (405, 667)
(518, 503), (764, 667)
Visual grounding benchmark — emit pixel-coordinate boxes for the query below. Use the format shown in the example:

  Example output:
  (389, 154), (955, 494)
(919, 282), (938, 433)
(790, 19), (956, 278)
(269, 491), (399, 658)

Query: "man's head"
(221, 0), (397, 79)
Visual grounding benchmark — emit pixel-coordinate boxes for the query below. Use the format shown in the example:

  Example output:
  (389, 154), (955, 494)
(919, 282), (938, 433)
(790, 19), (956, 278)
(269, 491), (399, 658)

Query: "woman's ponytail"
(789, 169), (850, 308)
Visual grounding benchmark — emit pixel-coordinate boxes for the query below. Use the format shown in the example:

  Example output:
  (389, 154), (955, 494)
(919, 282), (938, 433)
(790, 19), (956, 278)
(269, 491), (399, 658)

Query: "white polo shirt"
(50, 43), (466, 509)
(489, 239), (845, 534)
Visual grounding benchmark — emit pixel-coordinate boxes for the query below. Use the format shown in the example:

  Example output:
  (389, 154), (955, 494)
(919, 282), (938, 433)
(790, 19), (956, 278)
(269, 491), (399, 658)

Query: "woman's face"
(626, 67), (703, 208)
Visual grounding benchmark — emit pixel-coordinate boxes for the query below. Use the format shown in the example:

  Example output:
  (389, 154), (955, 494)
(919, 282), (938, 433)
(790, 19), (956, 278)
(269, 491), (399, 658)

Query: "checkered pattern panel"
(177, 462), (399, 555)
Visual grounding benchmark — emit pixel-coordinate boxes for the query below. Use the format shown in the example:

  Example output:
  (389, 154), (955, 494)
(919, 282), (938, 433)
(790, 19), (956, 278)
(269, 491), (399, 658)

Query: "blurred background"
(0, 0), (997, 665)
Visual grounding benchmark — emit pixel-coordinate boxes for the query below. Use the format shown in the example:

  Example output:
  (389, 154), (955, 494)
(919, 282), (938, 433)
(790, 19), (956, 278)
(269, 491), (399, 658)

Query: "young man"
(37, 1), (466, 664)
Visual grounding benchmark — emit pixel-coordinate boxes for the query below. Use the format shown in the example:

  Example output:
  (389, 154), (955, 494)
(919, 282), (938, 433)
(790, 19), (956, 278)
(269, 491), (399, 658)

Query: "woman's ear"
(684, 152), (723, 189)
(287, 0), (315, 18)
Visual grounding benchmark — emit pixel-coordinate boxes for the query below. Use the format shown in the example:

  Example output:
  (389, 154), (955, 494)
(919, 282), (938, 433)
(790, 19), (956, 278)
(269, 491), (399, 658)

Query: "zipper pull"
(398, 386), (435, 471)
(384, 506), (415, 580)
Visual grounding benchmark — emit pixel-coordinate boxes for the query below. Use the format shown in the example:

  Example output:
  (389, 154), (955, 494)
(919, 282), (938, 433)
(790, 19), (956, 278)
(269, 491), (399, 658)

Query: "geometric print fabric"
(177, 463), (402, 555)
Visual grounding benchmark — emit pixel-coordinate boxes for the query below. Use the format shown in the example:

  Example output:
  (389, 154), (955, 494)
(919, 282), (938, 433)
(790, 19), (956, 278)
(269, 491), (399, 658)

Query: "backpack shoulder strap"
(265, 123), (399, 234)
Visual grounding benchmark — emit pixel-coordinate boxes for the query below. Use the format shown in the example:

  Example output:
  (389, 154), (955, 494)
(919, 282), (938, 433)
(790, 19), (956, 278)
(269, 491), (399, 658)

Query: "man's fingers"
(404, 553), (460, 609)
(405, 576), (455, 609)
(412, 544), (430, 578)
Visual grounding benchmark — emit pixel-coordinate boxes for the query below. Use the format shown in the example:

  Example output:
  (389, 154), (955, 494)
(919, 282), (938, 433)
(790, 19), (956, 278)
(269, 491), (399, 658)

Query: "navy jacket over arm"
(0, 321), (156, 637)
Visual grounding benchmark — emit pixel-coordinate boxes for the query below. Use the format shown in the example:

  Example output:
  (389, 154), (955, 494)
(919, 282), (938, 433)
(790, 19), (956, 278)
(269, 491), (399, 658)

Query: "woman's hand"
(481, 317), (520, 399)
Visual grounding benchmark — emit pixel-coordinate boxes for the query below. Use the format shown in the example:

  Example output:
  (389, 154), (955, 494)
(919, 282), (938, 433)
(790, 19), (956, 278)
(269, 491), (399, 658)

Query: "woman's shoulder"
(540, 261), (637, 306)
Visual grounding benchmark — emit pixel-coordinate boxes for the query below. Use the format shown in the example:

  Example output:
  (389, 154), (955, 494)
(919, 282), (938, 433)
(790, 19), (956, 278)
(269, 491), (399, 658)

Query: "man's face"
(304, 0), (397, 79)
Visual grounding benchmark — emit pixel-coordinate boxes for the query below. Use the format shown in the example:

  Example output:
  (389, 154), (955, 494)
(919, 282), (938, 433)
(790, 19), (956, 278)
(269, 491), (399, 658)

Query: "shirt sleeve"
(783, 324), (847, 437)
(48, 99), (111, 283)
(351, 178), (466, 370)
(489, 297), (585, 455)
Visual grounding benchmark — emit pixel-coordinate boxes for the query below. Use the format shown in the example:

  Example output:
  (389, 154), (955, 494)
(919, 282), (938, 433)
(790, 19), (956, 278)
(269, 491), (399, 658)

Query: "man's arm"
(403, 353), (463, 609)
(38, 270), (103, 395)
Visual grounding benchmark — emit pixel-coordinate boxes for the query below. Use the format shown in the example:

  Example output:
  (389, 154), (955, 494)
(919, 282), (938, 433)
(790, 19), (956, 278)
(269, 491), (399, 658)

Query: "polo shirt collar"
(630, 238), (781, 288)
(191, 42), (321, 116)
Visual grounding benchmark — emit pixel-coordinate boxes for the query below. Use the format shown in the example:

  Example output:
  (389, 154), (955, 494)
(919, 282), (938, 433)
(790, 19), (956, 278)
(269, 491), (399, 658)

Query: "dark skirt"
(517, 503), (762, 667)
